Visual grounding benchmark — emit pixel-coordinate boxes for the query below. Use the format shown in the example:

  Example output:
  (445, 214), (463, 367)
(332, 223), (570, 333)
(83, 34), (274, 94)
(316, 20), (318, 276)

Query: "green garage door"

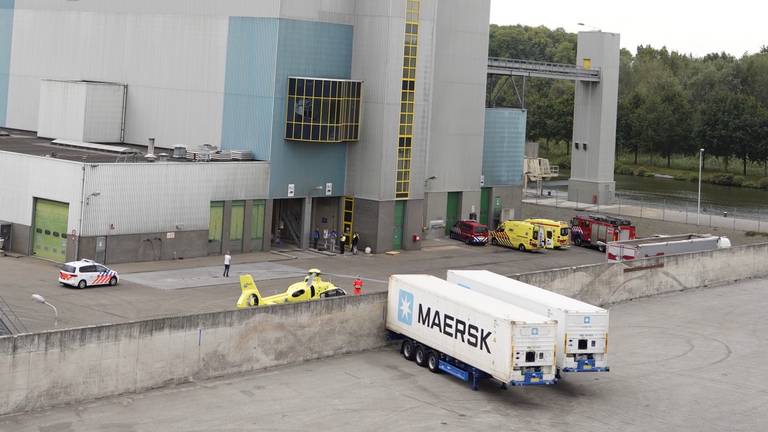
(445, 192), (461, 235)
(33, 199), (69, 262)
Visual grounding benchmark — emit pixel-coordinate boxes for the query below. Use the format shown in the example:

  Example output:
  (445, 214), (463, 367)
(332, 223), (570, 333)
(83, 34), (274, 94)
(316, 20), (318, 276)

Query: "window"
(80, 265), (97, 273)
(285, 77), (363, 142)
(395, 0), (421, 199)
(230, 201), (245, 241)
(525, 351), (535, 362)
(61, 265), (76, 273)
(291, 289), (306, 298)
(474, 226), (488, 234)
(251, 200), (266, 240)
(96, 265), (108, 272)
(209, 202), (224, 242)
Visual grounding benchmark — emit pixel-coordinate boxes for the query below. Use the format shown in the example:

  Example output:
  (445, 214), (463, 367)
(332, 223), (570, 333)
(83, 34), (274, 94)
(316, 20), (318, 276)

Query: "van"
(489, 220), (544, 252)
(449, 220), (489, 245)
(525, 218), (570, 249)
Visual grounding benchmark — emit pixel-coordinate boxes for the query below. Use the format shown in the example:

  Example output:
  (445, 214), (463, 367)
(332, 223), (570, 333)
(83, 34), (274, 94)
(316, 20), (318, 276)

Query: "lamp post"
(31, 294), (58, 328)
(697, 148), (704, 225)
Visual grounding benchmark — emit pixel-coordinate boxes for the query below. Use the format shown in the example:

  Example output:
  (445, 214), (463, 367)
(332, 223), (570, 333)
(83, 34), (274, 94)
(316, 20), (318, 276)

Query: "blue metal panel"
(221, 17), (279, 160)
(0, 0), (14, 128)
(482, 108), (527, 187)
(269, 19), (353, 198)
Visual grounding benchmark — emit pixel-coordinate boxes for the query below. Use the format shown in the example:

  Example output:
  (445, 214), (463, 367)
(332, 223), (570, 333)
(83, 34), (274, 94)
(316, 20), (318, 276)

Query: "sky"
(490, 0), (767, 57)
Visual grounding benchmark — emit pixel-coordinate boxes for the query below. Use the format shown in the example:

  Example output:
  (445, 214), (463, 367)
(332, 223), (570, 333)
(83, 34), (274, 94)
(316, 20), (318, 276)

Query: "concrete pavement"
(3, 278), (765, 431)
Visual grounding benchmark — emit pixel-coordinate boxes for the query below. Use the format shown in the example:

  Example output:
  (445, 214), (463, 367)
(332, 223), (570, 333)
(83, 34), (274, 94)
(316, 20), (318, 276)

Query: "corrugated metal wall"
(268, 19), (353, 198)
(0, 0), (12, 127)
(80, 162), (270, 236)
(5, 8), (229, 147)
(482, 108), (526, 186)
(220, 17), (279, 160)
(424, 0), (490, 193)
(0, 150), (84, 233)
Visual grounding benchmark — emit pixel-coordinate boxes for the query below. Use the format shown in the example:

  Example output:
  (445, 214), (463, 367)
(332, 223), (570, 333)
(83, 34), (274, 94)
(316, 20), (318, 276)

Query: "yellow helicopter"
(236, 268), (347, 308)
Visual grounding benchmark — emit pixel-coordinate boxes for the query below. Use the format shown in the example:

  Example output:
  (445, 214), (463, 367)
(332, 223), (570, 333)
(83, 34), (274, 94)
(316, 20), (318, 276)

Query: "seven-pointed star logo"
(397, 290), (414, 325)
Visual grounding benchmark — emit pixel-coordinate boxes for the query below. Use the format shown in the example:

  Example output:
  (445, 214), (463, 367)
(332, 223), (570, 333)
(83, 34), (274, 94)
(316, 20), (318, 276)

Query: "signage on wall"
(325, 183), (333, 196)
(480, 175), (485, 187)
(166, 232), (175, 239)
(288, 184), (295, 197)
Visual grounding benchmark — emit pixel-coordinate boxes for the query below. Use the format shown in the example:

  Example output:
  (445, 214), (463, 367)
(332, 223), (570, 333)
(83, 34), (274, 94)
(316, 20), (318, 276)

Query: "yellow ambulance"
(489, 220), (545, 252)
(525, 218), (571, 249)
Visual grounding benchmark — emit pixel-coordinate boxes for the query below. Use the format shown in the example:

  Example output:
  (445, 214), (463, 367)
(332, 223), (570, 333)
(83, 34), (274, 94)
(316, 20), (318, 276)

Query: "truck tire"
(415, 345), (428, 367)
(401, 340), (415, 361)
(518, 244), (526, 252)
(427, 351), (440, 373)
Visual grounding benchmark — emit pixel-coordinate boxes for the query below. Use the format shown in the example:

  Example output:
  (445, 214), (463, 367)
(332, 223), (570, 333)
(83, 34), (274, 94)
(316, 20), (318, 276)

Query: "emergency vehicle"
(58, 259), (119, 288)
(570, 214), (636, 252)
(489, 220), (545, 252)
(525, 218), (570, 249)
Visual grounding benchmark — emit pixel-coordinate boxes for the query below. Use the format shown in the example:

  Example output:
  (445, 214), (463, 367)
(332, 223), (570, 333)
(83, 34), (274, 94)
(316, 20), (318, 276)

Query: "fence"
(526, 189), (768, 234)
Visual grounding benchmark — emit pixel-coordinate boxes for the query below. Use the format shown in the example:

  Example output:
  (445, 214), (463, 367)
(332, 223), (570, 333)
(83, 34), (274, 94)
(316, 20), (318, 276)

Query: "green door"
(445, 192), (461, 235)
(32, 199), (69, 262)
(480, 187), (491, 226)
(393, 201), (405, 250)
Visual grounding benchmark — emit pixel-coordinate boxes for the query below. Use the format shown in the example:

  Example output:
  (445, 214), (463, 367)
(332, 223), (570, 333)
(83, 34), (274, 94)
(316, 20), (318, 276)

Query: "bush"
(759, 177), (768, 189)
(615, 164), (634, 175)
(710, 173), (737, 186)
(633, 166), (648, 177)
(743, 181), (758, 188)
(732, 175), (745, 186)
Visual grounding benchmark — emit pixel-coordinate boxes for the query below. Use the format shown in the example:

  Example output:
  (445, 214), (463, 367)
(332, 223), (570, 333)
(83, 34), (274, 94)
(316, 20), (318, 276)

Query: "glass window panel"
(323, 80), (330, 97)
(311, 125), (320, 141)
(305, 80), (314, 97)
(251, 200), (265, 240)
(296, 79), (305, 97)
(209, 202), (223, 242)
(230, 201), (245, 241)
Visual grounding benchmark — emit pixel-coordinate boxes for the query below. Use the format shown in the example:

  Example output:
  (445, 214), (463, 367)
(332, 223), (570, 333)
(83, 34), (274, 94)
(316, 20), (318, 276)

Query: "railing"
(488, 57), (601, 82)
(0, 295), (27, 335)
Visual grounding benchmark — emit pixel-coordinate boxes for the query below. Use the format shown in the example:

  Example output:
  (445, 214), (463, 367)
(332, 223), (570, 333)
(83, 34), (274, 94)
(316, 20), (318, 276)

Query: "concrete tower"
(568, 31), (620, 205)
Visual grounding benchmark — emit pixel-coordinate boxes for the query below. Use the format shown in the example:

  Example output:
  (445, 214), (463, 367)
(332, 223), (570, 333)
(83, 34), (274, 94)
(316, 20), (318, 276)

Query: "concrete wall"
(78, 230), (210, 264)
(510, 242), (768, 307)
(0, 292), (388, 416)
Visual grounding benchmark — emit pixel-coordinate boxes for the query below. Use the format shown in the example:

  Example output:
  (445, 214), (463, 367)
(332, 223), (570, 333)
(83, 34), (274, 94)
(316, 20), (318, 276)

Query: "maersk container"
(386, 274), (557, 389)
(447, 270), (609, 376)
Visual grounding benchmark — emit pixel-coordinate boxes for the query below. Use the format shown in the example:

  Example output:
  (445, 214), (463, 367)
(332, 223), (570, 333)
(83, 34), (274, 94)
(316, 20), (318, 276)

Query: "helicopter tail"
(236, 274), (262, 308)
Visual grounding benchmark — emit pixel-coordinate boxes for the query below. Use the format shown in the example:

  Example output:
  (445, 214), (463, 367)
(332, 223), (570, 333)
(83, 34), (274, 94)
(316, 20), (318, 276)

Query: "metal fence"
(0, 296), (27, 336)
(526, 189), (768, 234)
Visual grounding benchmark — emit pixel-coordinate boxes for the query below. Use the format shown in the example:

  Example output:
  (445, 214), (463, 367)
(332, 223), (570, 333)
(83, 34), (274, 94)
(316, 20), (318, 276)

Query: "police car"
(58, 259), (119, 288)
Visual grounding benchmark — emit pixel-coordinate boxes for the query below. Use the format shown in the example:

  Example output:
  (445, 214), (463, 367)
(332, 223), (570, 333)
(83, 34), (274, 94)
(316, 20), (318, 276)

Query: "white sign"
(166, 232), (175, 239)
(288, 183), (295, 197)
(325, 183), (333, 196)
(480, 175), (485, 187)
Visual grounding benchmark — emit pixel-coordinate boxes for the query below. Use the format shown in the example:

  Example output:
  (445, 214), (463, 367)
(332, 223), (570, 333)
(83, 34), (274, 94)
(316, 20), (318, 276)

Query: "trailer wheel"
(427, 351), (440, 373)
(415, 345), (428, 367)
(401, 340), (415, 361)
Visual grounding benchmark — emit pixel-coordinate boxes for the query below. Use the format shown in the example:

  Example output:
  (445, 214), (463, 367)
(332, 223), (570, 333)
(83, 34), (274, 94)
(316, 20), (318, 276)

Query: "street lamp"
(31, 294), (58, 328)
(697, 148), (704, 225)
(577, 22), (600, 31)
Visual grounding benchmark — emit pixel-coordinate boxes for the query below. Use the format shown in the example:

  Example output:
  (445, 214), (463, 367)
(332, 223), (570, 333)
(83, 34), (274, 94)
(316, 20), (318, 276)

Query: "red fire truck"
(570, 214), (637, 252)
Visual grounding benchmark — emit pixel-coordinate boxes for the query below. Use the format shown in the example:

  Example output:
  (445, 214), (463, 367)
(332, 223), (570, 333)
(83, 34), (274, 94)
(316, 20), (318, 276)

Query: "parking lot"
(3, 278), (765, 431)
(0, 238), (606, 332)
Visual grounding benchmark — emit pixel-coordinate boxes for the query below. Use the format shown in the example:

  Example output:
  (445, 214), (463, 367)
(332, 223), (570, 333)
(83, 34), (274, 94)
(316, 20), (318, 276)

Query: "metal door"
(32, 199), (69, 262)
(95, 236), (107, 263)
(445, 192), (461, 235)
(480, 188), (491, 226)
(393, 201), (405, 250)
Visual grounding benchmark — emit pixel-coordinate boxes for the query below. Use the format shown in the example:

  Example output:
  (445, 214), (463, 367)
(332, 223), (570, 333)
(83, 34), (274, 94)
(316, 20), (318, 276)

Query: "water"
(544, 174), (768, 219)
(614, 175), (768, 218)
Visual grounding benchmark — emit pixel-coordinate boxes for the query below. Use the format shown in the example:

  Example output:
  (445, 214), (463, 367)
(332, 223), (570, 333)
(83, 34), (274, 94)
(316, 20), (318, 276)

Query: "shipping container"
(386, 274), (557, 389)
(447, 270), (609, 376)
(606, 234), (731, 261)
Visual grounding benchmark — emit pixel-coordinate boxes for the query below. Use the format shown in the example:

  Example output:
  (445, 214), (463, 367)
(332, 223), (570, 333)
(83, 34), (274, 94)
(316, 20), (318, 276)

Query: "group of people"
(312, 228), (361, 255)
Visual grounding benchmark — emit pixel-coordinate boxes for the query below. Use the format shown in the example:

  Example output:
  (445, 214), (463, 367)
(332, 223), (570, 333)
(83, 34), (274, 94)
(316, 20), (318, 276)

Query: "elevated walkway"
(488, 57), (601, 82)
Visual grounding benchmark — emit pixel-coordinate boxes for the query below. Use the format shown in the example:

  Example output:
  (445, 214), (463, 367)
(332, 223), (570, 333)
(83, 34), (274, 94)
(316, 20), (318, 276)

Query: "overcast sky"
(490, 0), (767, 57)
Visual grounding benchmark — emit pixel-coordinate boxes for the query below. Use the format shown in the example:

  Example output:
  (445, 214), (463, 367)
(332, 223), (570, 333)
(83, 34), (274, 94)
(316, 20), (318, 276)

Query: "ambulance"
(525, 218), (570, 249)
(489, 220), (545, 252)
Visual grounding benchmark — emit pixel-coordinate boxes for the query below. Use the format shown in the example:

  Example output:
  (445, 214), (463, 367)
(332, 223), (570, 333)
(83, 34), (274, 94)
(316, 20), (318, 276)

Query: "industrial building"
(0, 0), (528, 263)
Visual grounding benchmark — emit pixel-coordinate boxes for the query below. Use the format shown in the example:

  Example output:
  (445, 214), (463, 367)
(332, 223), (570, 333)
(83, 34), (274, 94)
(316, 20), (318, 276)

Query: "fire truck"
(570, 214), (637, 252)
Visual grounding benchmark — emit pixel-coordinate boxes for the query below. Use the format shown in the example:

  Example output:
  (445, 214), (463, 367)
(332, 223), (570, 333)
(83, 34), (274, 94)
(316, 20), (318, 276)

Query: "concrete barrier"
(2, 242), (767, 416)
(510, 242), (768, 306)
(0, 293), (388, 416)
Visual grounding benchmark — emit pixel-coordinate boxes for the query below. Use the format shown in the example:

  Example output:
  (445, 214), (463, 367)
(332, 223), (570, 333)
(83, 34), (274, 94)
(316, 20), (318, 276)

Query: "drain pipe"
(76, 164), (85, 260)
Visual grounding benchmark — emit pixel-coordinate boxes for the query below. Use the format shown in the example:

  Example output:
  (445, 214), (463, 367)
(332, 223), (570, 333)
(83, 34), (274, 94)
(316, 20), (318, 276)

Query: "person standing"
(223, 251), (232, 277)
(339, 232), (347, 255)
(351, 232), (360, 255)
(312, 227), (320, 249)
(329, 229), (337, 253)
